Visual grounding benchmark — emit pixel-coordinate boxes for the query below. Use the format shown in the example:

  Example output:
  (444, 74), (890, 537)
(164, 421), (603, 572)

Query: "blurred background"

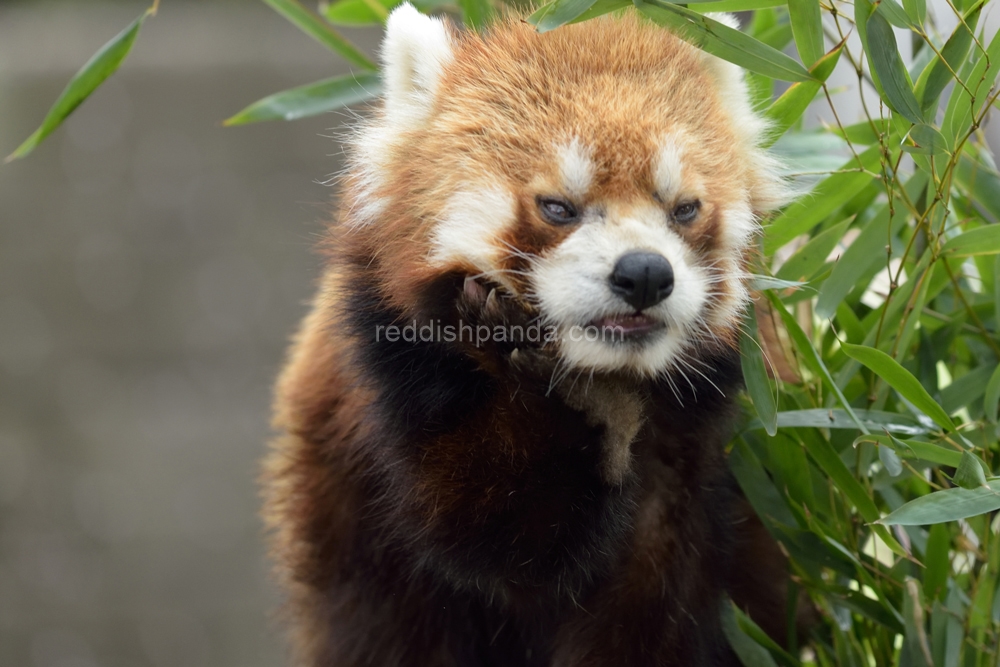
(2, 1), (1000, 667)
(0, 1), (379, 665)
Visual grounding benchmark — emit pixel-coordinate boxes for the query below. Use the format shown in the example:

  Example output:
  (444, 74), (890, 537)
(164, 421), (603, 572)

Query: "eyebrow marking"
(557, 137), (594, 199)
(654, 137), (685, 203)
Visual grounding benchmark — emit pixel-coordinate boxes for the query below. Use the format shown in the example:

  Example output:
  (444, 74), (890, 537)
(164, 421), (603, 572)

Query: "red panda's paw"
(455, 276), (556, 377)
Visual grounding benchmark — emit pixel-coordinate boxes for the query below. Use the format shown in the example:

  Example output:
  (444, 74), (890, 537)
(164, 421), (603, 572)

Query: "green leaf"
(799, 424), (903, 553)
(262, 0), (376, 71)
(942, 23), (1000, 142)
(879, 444), (903, 476)
(224, 72), (382, 125)
(941, 225), (1000, 257)
(731, 438), (799, 526)
(6, 7), (152, 162)
(634, 0), (815, 82)
(865, 10), (924, 124)
(952, 451), (989, 489)
(815, 172), (928, 318)
(741, 310), (777, 436)
(875, 0), (917, 30)
(528, 0), (599, 32)
(764, 145), (881, 255)
(879, 479), (1000, 525)
(722, 601), (780, 667)
(841, 343), (957, 431)
(689, 0), (787, 11)
(787, 0), (823, 65)
(765, 293), (868, 433)
(903, 124), (950, 155)
(732, 603), (801, 667)
(923, 523), (950, 600)
(914, 0), (982, 114)
(458, 0), (494, 29)
(900, 579), (934, 667)
(855, 434), (964, 467)
(560, 0), (631, 24)
(748, 409), (930, 435)
(763, 41), (844, 143)
(955, 150), (1000, 223)
(750, 275), (808, 291)
(322, 0), (401, 26)
(776, 217), (851, 282)
(902, 0), (926, 27)
(986, 363), (1000, 424)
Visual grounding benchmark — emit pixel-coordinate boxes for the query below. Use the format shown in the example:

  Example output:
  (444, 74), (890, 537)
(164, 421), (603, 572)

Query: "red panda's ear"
(382, 3), (454, 131)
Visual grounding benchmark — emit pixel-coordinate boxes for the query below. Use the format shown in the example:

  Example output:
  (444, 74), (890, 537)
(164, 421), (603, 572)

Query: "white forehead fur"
(557, 138), (594, 198)
(429, 186), (516, 284)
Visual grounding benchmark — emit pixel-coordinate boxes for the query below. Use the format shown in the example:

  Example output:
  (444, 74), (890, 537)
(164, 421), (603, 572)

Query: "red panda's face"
(344, 5), (789, 378)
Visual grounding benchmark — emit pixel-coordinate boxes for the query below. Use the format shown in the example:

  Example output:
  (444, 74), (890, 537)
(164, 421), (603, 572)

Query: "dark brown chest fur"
(264, 264), (788, 667)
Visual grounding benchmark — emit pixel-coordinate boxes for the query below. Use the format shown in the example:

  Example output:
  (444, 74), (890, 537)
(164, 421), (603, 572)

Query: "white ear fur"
(382, 3), (454, 131)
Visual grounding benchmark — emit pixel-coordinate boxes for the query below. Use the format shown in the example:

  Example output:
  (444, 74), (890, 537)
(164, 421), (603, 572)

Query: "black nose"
(609, 252), (674, 311)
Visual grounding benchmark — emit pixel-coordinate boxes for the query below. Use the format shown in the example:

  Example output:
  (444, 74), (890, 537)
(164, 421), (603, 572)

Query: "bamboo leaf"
(634, 0), (815, 82)
(262, 0), (376, 70)
(741, 310), (777, 436)
(7, 7), (152, 162)
(224, 72), (382, 125)
(855, 434), (964, 467)
(528, 0), (600, 32)
(986, 363), (1000, 424)
(952, 451), (988, 489)
(942, 23), (1000, 142)
(748, 409), (930, 435)
(879, 480), (1000, 525)
(722, 601), (781, 667)
(764, 145), (881, 255)
(788, 0), (823, 65)
(879, 444), (904, 476)
(322, 0), (402, 26)
(914, 0), (982, 114)
(815, 172), (928, 318)
(764, 40), (844, 143)
(841, 343), (957, 431)
(776, 217), (851, 282)
(941, 225), (1000, 257)
(923, 523), (950, 600)
(865, 10), (924, 124)
(902, 0), (925, 26)
(903, 124), (950, 155)
(875, 0), (917, 30)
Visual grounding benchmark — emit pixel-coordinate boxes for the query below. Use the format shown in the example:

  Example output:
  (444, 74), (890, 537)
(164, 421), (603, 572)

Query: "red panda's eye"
(536, 196), (579, 225)
(672, 201), (700, 224)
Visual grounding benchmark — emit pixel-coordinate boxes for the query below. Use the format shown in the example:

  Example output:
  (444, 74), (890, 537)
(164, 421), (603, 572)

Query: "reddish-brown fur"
(265, 11), (792, 666)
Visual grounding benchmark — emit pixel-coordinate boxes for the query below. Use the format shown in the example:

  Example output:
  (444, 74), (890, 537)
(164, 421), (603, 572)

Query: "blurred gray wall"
(0, 2), (378, 665)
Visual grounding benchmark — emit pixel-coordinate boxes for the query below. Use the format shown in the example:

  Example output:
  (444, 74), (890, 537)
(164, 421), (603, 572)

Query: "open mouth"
(589, 313), (666, 340)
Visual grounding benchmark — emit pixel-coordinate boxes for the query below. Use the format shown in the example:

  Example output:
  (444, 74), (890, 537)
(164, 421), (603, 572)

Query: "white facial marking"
(532, 205), (714, 377)
(654, 138), (686, 203)
(719, 199), (758, 251)
(557, 138), (594, 199)
(429, 186), (516, 279)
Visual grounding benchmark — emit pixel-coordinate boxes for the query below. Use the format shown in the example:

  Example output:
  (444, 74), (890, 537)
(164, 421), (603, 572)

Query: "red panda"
(265, 5), (793, 666)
